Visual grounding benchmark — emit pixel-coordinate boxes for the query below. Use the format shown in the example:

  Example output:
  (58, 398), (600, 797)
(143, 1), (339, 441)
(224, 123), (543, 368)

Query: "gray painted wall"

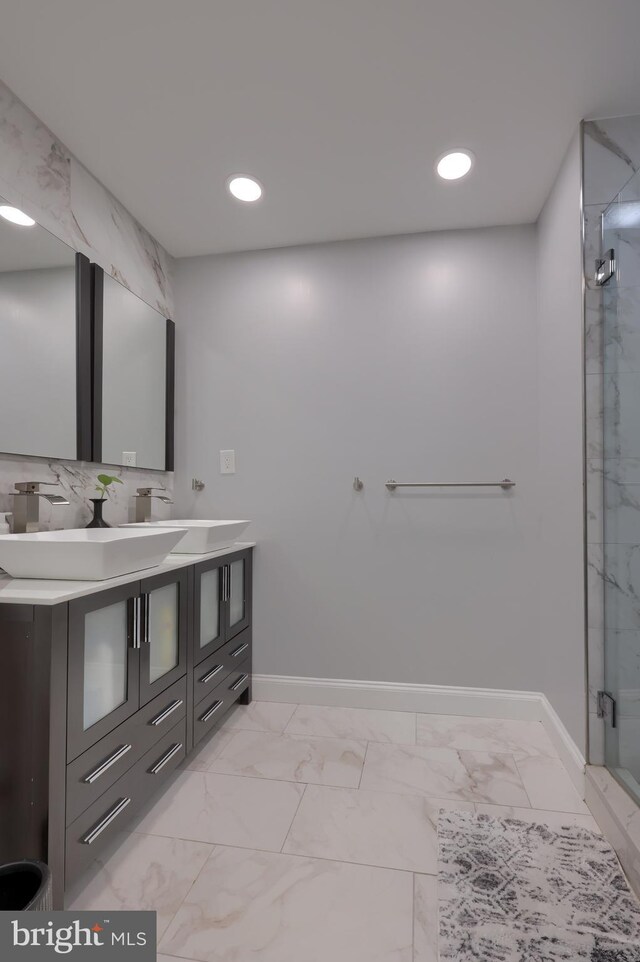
(174, 226), (544, 693)
(535, 132), (586, 754)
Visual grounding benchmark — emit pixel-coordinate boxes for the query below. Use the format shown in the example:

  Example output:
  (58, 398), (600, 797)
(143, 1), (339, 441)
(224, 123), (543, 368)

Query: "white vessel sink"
(124, 519), (250, 554)
(0, 527), (187, 581)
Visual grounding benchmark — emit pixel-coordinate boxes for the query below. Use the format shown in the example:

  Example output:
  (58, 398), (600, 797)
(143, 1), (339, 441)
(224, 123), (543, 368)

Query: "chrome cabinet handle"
(129, 597), (140, 649)
(230, 642), (249, 658)
(149, 699), (183, 726)
(83, 744), (132, 784)
(149, 742), (183, 774)
(200, 699), (223, 722)
(229, 672), (249, 692)
(81, 797), (131, 845)
(200, 664), (223, 684)
(222, 565), (229, 602)
(228, 565), (233, 602)
(142, 593), (150, 644)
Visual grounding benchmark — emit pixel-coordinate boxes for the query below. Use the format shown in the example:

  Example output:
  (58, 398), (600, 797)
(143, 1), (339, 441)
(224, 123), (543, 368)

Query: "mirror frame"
(90, 264), (175, 471)
(76, 253), (93, 461)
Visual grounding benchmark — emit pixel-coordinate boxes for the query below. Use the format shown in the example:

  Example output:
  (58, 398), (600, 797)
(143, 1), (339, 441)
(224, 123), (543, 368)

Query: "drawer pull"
(83, 744), (132, 784)
(230, 642), (249, 658)
(200, 699), (224, 723)
(81, 797), (131, 845)
(229, 672), (249, 692)
(149, 742), (183, 775)
(200, 664), (223, 684)
(149, 699), (184, 726)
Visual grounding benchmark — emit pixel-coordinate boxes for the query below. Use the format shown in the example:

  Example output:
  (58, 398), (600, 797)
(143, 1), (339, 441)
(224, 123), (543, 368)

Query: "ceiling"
(1, 0), (640, 257)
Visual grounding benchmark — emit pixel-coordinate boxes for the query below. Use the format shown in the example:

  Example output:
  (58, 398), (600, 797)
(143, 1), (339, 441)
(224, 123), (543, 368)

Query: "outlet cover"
(122, 451), (137, 467)
(220, 449), (236, 474)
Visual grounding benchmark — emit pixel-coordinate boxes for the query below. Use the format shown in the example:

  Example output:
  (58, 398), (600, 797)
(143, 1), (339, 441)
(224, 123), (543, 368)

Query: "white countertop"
(0, 542), (256, 606)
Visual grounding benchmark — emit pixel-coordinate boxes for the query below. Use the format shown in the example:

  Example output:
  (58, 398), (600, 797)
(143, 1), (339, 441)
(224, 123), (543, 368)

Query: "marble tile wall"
(583, 117), (640, 767)
(0, 79), (174, 527)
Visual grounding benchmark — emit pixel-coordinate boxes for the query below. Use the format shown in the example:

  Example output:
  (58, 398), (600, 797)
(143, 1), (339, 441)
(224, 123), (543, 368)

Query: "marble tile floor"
(69, 701), (601, 962)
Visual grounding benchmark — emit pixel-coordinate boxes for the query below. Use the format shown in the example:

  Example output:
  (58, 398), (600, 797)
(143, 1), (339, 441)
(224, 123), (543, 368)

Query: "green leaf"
(97, 474), (122, 487)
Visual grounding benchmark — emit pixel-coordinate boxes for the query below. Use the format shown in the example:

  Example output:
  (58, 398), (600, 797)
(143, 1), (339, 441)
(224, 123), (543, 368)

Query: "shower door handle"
(597, 691), (617, 728)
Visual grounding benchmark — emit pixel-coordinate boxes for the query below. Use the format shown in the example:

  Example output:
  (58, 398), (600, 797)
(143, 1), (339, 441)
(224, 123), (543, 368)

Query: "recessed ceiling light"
(227, 175), (263, 202)
(0, 205), (36, 226)
(436, 150), (474, 181)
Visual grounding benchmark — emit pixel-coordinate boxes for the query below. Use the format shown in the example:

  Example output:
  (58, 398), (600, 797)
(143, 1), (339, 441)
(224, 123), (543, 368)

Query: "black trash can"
(0, 861), (52, 911)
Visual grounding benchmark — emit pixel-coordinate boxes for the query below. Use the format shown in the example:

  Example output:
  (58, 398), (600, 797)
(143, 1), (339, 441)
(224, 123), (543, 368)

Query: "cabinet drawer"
(193, 629), (252, 707)
(194, 660), (251, 747)
(66, 676), (186, 825)
(65, 718), (186, 885)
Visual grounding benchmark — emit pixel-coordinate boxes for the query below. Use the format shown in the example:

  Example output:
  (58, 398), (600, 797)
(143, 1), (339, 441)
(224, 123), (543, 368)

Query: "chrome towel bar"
(385, 479), (515, 491)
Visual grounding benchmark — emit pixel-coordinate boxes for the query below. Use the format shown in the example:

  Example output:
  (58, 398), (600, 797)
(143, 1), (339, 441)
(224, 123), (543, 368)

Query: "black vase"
(86, 498), (111, 528)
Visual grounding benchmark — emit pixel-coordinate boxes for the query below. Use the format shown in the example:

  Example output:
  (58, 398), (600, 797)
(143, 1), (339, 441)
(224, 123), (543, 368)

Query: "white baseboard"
(538, 694), (586, 795)
(252, 673), (586, 794)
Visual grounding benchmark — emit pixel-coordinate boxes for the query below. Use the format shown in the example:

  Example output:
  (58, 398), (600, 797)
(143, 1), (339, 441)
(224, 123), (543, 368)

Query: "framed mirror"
(0, 200), (91, 460)
(92, 266), (174, 471)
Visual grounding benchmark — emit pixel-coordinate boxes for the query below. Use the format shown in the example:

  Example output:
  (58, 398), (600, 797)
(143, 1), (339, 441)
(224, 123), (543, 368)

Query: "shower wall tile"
(601, 286), (640, 374)
(583, 118), (640, 207)
(603, 373), (640, 460)
(587, 543), (604, 630)
(604, 629), (640, 711)
(605, 229), (640, 290)
(584, 204), (606, 292)
(602, 542), (640, 630)
(585, 373), (604, 459)
(585, 290), (603, 374)
(586, 459), (603, 544)
(0, 79), (175, 519)
(602, 460), (640, 544)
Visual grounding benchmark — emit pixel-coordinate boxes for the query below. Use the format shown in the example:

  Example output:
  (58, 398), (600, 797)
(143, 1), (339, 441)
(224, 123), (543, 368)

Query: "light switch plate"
(122, 451), (137, 467)
(220, 449), (236, 474)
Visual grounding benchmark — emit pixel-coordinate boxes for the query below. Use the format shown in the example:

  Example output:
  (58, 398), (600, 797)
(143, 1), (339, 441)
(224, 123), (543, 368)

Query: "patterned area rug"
(438, 810), (640, 961)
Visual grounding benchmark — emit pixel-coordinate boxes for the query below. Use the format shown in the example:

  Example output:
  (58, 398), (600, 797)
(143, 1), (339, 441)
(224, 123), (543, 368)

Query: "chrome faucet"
(134, 487), (173, 522)
(12, 481), (70, 533)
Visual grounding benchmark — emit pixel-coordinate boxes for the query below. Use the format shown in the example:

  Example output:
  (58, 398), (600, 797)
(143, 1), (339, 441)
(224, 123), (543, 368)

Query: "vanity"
(0, 152), (256, 909)
(0, 542), (255, 907)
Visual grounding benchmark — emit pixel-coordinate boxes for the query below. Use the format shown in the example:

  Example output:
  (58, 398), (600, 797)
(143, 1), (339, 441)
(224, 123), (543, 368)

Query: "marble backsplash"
(0, 78), (175, 525)
(0, 454), (171, 531)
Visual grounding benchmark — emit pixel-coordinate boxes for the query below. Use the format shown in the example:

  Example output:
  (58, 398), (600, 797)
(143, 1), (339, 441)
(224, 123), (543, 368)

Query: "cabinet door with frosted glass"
(138, 568), (188, 706)
(193, 558), (225, 665)
(226, 549), (252, 642)
(67, 582), (141, 761)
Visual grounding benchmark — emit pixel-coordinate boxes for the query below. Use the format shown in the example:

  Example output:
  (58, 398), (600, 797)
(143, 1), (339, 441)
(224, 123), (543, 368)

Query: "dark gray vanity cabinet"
(0, 546), (253, 908)
(66, 568), (188, 761)
(194, 547), (253, 663)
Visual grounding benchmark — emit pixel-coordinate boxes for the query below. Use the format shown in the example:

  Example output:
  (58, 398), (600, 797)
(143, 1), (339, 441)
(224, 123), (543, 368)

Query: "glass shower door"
(602, 167), (640, 801)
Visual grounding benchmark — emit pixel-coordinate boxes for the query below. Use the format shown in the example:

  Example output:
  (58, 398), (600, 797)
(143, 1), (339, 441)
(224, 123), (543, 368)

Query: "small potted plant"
(86, 474), (123, 528)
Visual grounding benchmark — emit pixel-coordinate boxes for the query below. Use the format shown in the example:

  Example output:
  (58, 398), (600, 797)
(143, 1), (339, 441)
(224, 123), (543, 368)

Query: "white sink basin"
(124, 519), (250, 554)
(0, 527), (187, 581)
